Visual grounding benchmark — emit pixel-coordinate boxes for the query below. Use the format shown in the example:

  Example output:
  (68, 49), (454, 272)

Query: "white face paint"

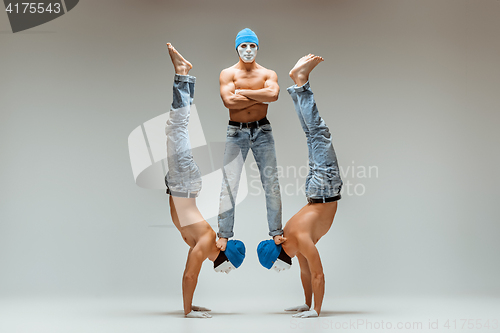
(237, 43), (258, 63)
(271, 259), (291, 273)
(214, 260), (236, 274)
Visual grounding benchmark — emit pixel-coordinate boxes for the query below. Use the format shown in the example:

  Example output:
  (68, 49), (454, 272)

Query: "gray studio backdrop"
(1, 0), (499, 301)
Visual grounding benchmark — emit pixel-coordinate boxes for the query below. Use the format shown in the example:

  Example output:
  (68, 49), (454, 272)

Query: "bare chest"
(233, 71), (267, 90)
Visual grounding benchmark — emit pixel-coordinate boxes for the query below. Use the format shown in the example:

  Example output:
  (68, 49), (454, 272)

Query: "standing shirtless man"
(165, 43), (246, 318)
(257, 54), (343, 318)
(217, 28), (285, 250)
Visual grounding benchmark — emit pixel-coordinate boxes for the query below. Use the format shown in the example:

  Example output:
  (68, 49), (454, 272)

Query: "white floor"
(1, 296), (499, 333)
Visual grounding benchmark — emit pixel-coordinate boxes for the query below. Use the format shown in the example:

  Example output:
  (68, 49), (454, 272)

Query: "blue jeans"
(218, 121), (283, 238)
(164, 74), (202, 196)
(287, 81), (342, 199)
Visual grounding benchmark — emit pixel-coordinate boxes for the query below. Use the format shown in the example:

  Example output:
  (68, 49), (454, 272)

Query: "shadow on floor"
(317, 310), (374, 317)
(118, 310), (244, 317)
(268, 310), (374, 317)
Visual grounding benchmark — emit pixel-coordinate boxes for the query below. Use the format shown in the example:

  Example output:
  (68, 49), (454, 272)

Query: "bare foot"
(216, 238), (228, 251)
(167, 43), (192, 75)
(273, 235), (287, 245)
(289, 54), (324, 87)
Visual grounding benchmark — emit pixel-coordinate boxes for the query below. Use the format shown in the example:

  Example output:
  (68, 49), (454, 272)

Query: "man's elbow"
(311, 272), (325, 283)
(270, 90), (279, 102)
(183, 272), (198, 284)
(222, 99), (233, 109)
(269, 93), (279, 102)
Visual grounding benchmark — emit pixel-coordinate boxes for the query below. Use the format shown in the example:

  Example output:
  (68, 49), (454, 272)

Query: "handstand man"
(257, 54), (343, 318)
(217, 28), (285, 251)
(165, 43), (246, 318)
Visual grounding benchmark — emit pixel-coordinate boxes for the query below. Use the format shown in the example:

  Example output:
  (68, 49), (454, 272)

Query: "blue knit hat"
(224, 240), (246, 268)
(257, 239), (281, 269)
(235, 28), (259, 50)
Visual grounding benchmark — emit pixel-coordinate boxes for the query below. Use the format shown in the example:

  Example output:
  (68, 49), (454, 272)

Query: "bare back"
(169, 196), (217, 249)
(282, 202), (338, 257)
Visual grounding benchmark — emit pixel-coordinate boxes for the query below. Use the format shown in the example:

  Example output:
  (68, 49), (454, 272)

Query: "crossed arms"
(219, 69), (280, 109)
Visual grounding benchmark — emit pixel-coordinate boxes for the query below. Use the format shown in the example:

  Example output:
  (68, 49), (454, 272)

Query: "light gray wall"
(1, 0), (499, 299)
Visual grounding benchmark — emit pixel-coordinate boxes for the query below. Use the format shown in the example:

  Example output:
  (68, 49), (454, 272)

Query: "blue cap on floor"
(257, 239), (281, 269)
(224, 240), (246, 268)
(235, 28), (259, 50)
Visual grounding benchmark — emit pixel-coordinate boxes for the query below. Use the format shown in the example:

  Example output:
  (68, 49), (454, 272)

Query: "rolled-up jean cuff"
(167, 189), (199, 198)
(286, 80), (310, 94)
(168, 191), (198, 198)
(269, 230), (284, 237)
(217, 232), (234, 239)
(174, 74), (196, 83)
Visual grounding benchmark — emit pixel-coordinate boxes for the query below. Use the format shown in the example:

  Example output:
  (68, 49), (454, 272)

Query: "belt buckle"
(307, 197), (313, 204)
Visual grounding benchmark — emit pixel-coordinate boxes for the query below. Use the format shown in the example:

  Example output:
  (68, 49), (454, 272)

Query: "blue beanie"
(257, 240), (281, 269)
(235, 28), (259, 50)
(224, 240), (246, 268)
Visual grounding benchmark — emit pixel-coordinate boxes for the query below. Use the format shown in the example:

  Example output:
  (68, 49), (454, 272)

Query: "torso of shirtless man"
(220, 64), (278, 123)
(169, 196), (219, 259)
(281, 201), (338, 256)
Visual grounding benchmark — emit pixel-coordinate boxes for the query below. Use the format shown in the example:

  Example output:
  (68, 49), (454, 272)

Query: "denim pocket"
(227, 126), (238, 137)
(260, 124), (272, 132)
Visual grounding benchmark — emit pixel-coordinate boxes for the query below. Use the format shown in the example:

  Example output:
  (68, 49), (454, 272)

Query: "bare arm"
(296, 252), (313, 308)
(237, 70), (279, 103)
(298, 236), (325, 315)
(182, 245), (207, 315)
(220, 69), (261, 110)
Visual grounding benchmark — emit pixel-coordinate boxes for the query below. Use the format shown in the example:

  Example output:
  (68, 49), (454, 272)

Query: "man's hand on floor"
(191, 305), (211, 312)
(285, 304), (310, 312)
(185, 310), (212, 318)
(292, 309), (318, 318)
